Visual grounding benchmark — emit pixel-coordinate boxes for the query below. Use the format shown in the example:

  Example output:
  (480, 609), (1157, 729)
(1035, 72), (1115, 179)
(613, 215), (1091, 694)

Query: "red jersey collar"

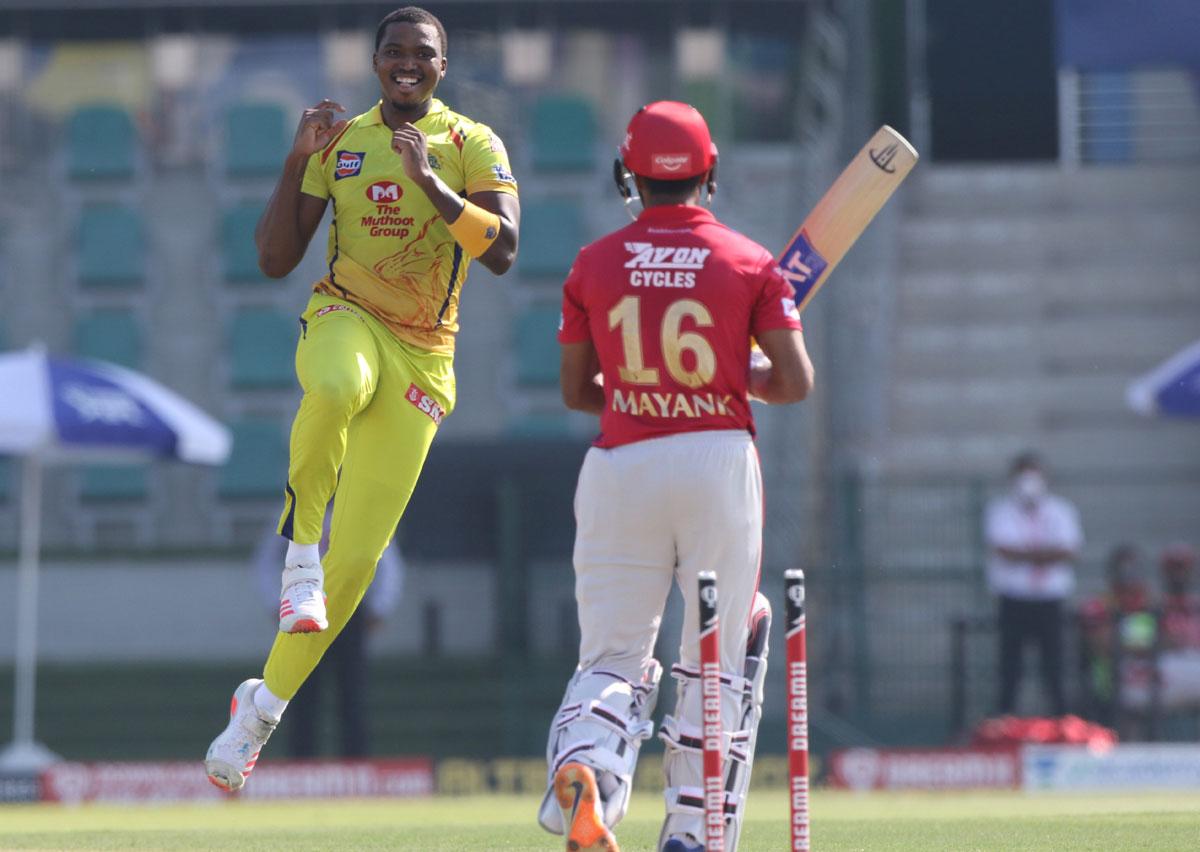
(636, 204), (717, 225)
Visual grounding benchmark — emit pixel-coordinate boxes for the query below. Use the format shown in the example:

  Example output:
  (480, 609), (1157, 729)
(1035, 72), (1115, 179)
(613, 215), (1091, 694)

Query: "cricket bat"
(779, 125), (919, 312)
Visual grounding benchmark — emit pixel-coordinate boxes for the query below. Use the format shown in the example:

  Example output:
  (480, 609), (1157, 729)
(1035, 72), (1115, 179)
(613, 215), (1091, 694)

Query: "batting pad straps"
(664, 785), (739, 818)
(670, 662), (754, 699)
(538, 662), (663, 836)
(446, 200), (501, 258)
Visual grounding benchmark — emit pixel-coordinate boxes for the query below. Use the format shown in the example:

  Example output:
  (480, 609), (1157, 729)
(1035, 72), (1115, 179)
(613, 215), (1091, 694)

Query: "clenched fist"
(292, 99), (349, 157)
(391, 123), (435, 186)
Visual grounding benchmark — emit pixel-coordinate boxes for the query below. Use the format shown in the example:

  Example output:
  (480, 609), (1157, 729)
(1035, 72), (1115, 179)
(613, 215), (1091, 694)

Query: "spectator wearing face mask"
(985, 451), (1084, 716)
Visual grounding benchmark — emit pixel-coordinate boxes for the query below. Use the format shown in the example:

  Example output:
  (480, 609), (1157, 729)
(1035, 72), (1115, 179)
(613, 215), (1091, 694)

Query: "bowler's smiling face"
(373, 22), (446, 110)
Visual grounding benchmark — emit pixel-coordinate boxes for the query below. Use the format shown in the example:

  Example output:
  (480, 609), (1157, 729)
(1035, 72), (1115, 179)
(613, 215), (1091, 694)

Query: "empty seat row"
(68, 417), (290, 503)
(73, 308), (297, 389)
(73, 196), (587, 286)
(74, 302), (570, 392)
(67, 101), (290, 180)
(66, 94), (601, 181)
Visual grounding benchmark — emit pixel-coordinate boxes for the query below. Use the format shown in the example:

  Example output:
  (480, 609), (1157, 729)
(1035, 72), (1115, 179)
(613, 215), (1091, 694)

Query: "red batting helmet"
(620, 101), (718, 180)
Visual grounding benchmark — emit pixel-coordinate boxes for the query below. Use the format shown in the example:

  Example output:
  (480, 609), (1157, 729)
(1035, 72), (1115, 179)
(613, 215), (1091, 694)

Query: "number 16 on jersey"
(780, 125), (918, 312)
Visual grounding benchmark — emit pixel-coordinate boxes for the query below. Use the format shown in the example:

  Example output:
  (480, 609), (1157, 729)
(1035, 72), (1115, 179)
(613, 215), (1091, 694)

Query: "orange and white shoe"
(279, 562), (328, 634)
(204, 678), (277, 792)
(555, 762), (620, 852)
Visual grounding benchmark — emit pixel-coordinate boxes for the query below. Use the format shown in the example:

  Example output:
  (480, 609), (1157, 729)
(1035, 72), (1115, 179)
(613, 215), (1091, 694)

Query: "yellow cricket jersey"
(301, 99), (518, 354)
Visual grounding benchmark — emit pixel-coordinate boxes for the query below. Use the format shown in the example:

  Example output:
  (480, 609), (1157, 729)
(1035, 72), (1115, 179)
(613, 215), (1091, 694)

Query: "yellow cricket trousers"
(263, 293), (454, 698)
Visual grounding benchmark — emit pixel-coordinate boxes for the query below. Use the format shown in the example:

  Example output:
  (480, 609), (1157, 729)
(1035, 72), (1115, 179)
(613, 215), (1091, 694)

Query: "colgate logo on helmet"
(653, 153), (692, 173)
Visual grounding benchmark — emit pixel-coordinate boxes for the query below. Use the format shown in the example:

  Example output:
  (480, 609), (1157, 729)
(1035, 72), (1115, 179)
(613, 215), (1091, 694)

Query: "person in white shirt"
(985, 452), (1083, 716)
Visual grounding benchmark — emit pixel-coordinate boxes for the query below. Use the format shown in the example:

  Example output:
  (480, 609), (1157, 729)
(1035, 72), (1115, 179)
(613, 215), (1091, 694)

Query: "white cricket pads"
(659, 592), (771, 851)
(539, 661), (662, 834)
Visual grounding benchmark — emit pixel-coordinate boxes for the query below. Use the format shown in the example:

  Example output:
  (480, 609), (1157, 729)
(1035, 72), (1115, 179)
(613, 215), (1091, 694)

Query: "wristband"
(446, 200), (501, 258)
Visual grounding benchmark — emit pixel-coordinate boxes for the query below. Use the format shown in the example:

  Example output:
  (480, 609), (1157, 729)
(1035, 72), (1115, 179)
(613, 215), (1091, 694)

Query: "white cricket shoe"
(205, 678), (277, 792)
(279, 561), (328, 633)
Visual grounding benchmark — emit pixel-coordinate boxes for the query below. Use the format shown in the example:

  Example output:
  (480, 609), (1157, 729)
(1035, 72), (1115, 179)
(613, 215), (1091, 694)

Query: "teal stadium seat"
(682, 79), (731, 142)
(222, 202), (267, 282)
(78, 204), (144, 287)
(225, 102), (290, 177)
(517, 199), (584, 280)
(219, 419), (288, 499)
(532, 94), (597, 171)
(229, 308), (297, 389)
(67, 104), (136, 179)
(514, 304), (562, 387)
(1082, 72), (1133, 163)
(74, 309), (142, 368)
(80, 464), (148, 501)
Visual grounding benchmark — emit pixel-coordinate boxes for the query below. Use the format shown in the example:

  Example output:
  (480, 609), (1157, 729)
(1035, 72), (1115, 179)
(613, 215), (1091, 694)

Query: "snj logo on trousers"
(335, 151), (366, 179)
(406, 383), (445, 425)
(624, 242), (711, 289)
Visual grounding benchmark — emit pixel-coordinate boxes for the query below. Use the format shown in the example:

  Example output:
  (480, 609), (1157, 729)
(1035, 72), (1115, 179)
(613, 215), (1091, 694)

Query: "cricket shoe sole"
(555, 762), (619, 851)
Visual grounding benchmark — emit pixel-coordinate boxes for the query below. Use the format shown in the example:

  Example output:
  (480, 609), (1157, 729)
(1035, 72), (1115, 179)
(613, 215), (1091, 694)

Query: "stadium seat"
(78, 204), (144, 287)
(67, 103), (137, 179)
(225, 102), (290, 177)
(80, 464), (149, 501)
(219, 418), (288, 499)
(514, 304), (562, 387)
(74, 309), (142, 368)
(517, 199), (584, 280)
(1082, 72), (1133, 163)
(229, 308), (298, 389)
(221, 201), (268, 282)
(531, 94), (597, 171)
(682, 79), (732, 141)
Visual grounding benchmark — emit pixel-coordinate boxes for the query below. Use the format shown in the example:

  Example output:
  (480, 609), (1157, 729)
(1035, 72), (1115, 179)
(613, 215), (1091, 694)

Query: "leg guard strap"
(539, 661), (662, 835)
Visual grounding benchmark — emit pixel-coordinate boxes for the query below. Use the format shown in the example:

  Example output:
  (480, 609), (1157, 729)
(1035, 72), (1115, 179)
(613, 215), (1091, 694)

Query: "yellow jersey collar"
(362, 98), (449, 128)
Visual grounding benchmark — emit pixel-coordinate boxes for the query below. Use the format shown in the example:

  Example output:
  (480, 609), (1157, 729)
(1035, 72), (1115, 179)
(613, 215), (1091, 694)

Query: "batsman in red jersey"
(539, 101), (814, 852)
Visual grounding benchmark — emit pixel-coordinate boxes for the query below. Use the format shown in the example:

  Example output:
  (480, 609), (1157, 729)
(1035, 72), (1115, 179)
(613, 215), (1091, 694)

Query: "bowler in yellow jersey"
(205, 5), (519, 793)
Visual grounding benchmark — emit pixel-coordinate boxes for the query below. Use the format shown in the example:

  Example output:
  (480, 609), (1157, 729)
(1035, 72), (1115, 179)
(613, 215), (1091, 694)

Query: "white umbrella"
(0, 346), (231, 770)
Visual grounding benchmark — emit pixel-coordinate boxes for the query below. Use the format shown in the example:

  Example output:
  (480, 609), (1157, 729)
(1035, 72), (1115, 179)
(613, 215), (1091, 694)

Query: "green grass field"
(4, 790), (1200, 850)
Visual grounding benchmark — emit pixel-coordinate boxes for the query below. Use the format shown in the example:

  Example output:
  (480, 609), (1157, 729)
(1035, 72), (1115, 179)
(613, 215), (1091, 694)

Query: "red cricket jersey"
(559, 204), (803, 449)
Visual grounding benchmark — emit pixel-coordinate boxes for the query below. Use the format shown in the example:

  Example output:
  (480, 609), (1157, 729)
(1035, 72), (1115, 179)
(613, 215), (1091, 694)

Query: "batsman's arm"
(560, 340), (605, 414)
(749, 328), (814, 404)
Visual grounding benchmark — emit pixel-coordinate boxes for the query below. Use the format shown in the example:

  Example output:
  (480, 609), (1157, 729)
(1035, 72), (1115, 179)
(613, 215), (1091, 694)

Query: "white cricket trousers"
(573, 429), (763, 681)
